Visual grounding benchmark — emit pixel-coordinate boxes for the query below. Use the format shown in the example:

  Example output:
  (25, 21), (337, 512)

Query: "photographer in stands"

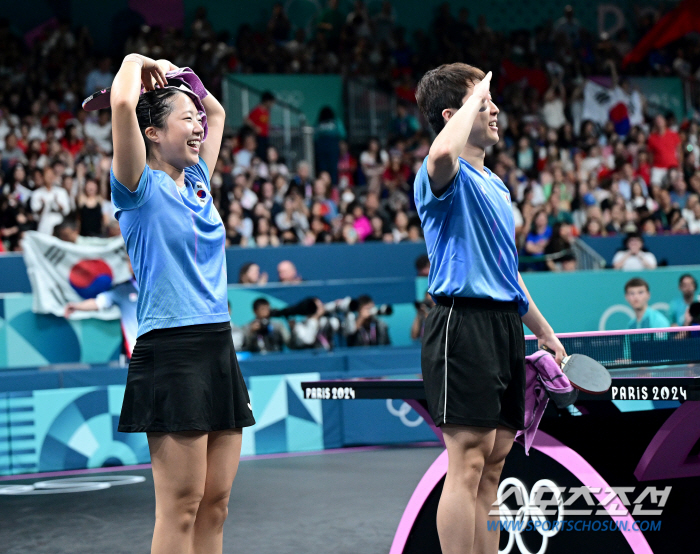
(242, 298), (290, 353)
(288, 297), (341, 351)
(343, 294), (391, 347)
(411, 291), (435, 340)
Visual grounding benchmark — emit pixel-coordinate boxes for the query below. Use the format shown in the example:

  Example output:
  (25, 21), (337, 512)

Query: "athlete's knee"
(480, 458), (506, 489)
(197, 490), (231, 529)
(157, 487), (204, 532)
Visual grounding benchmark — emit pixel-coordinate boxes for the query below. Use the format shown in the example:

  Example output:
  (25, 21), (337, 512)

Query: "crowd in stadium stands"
(2, 3), (700, 274)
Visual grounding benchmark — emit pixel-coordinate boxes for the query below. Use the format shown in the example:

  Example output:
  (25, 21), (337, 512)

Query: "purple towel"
(163, 67), (209, 141)
(515, 351), (578, 454)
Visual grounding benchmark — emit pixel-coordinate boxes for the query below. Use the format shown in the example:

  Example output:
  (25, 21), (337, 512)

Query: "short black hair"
(415, 254), (430, 272)
(253, 297), (270, 311)
(624, 232), (643, 248)
(679, 274), (697, 289)
(416, 62), (486, 134)
(625, 277), (649, 292)
(261, 91), (275, 103)
(356, 294), (373, 309)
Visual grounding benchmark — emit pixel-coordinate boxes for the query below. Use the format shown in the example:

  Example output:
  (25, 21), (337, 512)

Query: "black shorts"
(118, 322), (256, 433)
(421, 297), (526, 430)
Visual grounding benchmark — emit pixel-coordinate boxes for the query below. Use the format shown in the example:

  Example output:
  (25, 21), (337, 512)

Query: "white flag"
(22, 232), (132, 319)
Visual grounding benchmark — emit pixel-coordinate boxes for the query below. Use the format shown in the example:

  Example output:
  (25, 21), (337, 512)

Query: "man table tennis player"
(414, 63), (566, 554)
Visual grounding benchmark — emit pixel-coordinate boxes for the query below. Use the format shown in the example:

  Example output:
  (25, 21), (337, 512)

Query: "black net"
(524, 329), (700, 369)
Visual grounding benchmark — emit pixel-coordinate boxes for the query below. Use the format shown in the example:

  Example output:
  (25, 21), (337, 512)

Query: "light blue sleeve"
(414, 158), (463, 213)
(110, 165), (154, 211)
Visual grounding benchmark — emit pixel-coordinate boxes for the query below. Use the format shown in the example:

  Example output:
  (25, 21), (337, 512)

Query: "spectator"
(84, 110), (113, 154)
(275, 194), (310, 243)
(669, 274), (698, 326)
(277, 260), (302, 283)
(411, 291), (435, 340)
(360, 137), (389, 192)
(613, 233), (657, 271)
(624, 278), (671, 329)
(647, 115), (681, 186)
(234, 131), (257, 169)
(84, 57), (113, 97)
(64, 267), (138, 358)
(77, 177), (109, 237)
(30, 165), (71, 235)
(390, 101), (421, 140)
(344, 294), (391, 346)
(238, 262), (269, 285)
(242, 298), (289, 353)
(244, 91), (275, 160)
(337, 140), (357, 189)
(253, 217), (281, 247)
(523, 210), (551, 269)
(266, 146), (289, 178)
(315, 106), (344, 184)
(415, 253), (430, 276)
(544, 222), (573, 272)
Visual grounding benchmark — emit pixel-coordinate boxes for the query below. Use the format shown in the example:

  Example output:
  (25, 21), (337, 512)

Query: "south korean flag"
(194, 181), (208, 206)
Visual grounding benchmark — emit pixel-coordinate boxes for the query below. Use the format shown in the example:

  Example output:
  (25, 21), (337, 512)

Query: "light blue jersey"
(627, 308), (671, 329)
(95, 278), (139, 356)
(111, 158), (229, 337)
(668, 296), (691, 326)
(414, 157), (528, 316)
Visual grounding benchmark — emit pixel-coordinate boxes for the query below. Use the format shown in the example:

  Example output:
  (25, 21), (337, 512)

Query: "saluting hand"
(472, 71), (493, 110)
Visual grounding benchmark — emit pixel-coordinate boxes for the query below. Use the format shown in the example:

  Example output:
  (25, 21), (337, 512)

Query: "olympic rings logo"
(0, 475), (146, 495)
(497, 478), (564, 554)
(385, 399), (424, 427)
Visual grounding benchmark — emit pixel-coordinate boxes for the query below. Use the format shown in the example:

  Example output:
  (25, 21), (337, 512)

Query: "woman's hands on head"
(123, 54), (177, 92)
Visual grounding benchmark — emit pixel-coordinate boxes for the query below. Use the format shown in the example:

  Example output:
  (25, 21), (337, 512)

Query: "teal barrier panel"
(4, 267), (700, 369)
(520, 266), (700, 332)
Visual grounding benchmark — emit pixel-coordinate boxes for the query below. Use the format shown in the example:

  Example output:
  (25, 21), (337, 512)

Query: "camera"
(369, 304), (393, 316)
(323, 296), (392, 316)
(269, 297), (319, 318)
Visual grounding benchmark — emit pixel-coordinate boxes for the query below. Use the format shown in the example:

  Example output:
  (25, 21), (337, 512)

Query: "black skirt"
(118, 322), (256, 433)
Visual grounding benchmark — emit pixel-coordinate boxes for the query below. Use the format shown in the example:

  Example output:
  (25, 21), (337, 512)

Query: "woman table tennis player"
(107, 53), (255, 554)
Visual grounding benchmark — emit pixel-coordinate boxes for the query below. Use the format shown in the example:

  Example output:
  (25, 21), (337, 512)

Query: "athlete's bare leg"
(473, 425), (516, 554)
(191, 429), (242, 554)
(148, 431), (208, 554)
(438, 424), (496, 554)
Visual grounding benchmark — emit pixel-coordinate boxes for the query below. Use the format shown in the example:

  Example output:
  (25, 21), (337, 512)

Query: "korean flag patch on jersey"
(502, 191), (511, 204)
(195, 181), (207, 205)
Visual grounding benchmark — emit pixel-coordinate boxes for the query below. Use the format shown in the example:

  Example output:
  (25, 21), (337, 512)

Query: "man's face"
(680, 277), (696, 297)
(255, 304), (271, 319)
(359, 301), (374, 319)
(625, 286), (650, 311)
(454, 82), (500, 149)
(627, 237), (642, 254)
